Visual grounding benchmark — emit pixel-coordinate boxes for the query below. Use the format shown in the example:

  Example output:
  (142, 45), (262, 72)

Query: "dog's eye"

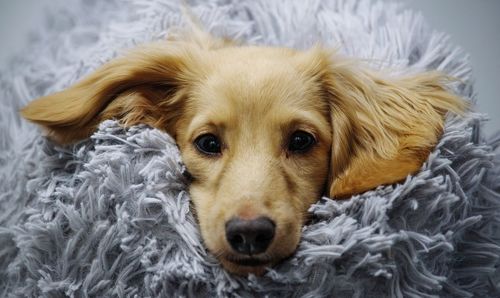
(194, 134), (222, 155)
(288, 131), (316, 153)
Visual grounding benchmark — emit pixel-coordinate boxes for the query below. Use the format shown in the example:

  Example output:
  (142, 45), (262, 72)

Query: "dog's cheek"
(189, 185), (228, 253)
(269, 213), (302, 259)
(179, 149), (232, 254)
(286, 157), (329, 210)
(305, 155), (330, 202)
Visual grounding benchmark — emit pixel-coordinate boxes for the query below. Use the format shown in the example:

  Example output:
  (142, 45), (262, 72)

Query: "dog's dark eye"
(194, 134), (222, 155)
(288, 131), (316, 153)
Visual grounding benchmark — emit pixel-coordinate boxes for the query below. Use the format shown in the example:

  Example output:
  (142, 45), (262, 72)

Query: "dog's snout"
(225, 216), (275, 255)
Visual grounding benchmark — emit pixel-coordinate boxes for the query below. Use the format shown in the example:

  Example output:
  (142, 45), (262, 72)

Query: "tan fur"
(20, 32), (466, 275)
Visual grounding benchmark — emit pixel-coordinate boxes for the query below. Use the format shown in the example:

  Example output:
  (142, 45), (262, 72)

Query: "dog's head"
(21, 31), (465, 275)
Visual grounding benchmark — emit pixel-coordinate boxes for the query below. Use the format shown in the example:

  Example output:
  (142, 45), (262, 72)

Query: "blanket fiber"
(1, 0), (499, 297)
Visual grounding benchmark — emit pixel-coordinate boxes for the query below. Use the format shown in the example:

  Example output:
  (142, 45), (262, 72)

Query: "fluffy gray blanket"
(1, 0), (499, 297)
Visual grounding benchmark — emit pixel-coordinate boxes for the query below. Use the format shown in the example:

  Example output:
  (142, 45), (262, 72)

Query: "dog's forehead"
(182, 48), (330, 142)
(210, 46), (304, 82)
(180, 46), (331, 142)
(194, 47), (322, 112)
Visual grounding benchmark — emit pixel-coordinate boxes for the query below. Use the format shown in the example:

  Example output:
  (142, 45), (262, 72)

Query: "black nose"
(225, 216), (276, 255)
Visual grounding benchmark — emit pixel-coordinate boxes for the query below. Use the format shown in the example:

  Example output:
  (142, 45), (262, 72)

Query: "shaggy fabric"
(1, 0), (499, 297)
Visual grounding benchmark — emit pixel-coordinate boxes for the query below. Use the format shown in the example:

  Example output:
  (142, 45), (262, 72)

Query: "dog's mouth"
(223, 254), (273, 267)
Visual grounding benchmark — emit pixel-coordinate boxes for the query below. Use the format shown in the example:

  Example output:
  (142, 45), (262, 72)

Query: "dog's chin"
(219, 257), (272, 276)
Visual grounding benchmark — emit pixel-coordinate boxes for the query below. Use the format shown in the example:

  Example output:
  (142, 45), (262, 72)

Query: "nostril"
(228, 234), (244, 246)
(225, 216), (276, 255)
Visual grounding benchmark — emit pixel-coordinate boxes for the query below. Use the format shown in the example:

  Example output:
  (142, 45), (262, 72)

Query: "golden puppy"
(20, 30), (465, 275)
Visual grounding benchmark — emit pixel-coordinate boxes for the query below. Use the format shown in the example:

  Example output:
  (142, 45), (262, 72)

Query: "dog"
(20, 27), (466, 276)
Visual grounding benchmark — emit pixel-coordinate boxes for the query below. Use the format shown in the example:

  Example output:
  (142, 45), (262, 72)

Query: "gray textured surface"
(1, 0), (500, 297)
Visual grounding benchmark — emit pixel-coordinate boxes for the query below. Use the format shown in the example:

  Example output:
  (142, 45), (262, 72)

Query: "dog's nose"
(225, 216), (275, 255)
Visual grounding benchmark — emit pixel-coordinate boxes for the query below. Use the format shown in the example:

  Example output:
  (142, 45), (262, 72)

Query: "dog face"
(174, 47), (332, 274)
(21, 33), (465, 275)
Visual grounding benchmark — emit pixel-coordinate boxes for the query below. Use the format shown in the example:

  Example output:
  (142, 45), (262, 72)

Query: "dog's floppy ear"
(306, 49), (467, 198)
(21, 42), (205, 144)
